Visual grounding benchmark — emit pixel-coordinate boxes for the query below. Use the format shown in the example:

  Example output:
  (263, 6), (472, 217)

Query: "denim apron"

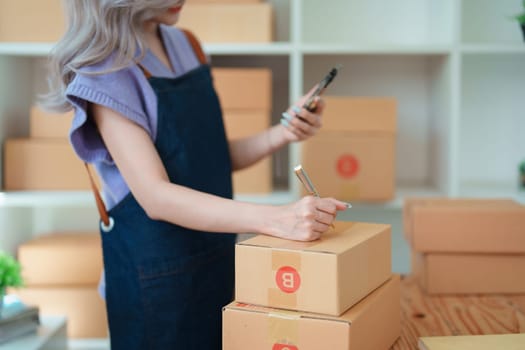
(100, 63), (236, 349)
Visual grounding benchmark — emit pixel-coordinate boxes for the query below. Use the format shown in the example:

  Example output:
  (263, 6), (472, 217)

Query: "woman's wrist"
(266, 124), (289, 155)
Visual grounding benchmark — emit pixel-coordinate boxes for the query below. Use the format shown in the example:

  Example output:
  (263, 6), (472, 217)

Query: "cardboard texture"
(11, 287), (108, 338)
(191, 0), (262, 3)
(0, 0), (66, 42)
(403, 198), (525, 253)
(177, 4), (273, 43)
(223, 110), (271, 193)
(235, 221), (392, 316)
(418, 333), (525, 350)
(223, 275), (401, 350)
(412, 251), (525, 294)
(301, 97), (397, 201)
(3, 138), (98, 190)
(18, 233), (102, 287)
(30, 106), (73, 138)
(212, 68), (272, 110)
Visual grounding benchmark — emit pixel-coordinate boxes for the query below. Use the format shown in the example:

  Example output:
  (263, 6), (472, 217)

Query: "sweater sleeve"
(66, 63), (158, 164)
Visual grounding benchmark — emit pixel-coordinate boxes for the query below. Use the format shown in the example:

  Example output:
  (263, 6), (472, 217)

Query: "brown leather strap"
(181, 29), (208, 65)
(137, 63), (153, 79)
(84, 162), (110, 227)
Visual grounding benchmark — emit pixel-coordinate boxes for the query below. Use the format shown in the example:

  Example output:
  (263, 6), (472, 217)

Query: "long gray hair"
(42, 0), (180, 112)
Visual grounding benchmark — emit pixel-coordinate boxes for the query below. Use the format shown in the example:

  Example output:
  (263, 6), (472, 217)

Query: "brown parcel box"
(412, 251), (525, 294)
(212, 68), (272, 111)
(18, 233), (102, 287)
(403, 198), (525, 253)
(223, 275), (401, 350)
(3, 138), (96, 190)
(30, 106), (73, 138)
(235, 221), (392, 316)
(0, 0), (66, 42)
(223, 110), (271, 193)
(419, 334), (525, 350)
(301, 97), (397, 201)
(12, 287), (108, 338)
(177, 3), (273, 43)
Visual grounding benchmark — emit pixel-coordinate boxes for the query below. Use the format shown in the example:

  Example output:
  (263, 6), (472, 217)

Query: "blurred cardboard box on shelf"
(30, 106), (72, 138)
(213, 68), (273, 194)
(3, 138), (97, 191)
(18, 232), (102, 287)
(223, 110), (271, 193)
(0, 0), (66, 42)
(11, 287), (108, 339)
(177, 3), (273, 43)
(223, 275), (401, 350)
(412, 251), (525, 295)
(403, 198), (525, 253)
(301, 97), (397, 202)
(212, 68), (272, 110)
(235, 221), (392, 316)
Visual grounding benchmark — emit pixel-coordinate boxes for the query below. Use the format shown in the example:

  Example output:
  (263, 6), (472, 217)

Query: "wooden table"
(391, 275), (525, 350)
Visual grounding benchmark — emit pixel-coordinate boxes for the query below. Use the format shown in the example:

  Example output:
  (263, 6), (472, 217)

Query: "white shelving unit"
(1, 0), (525, 258)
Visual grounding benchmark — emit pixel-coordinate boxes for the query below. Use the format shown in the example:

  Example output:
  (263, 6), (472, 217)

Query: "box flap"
(238, 221), (390, 255)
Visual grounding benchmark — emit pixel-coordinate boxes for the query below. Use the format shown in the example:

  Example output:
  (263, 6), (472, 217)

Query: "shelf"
(0, 43), (54, 56)
(0, 191), (95, 207)
(301, 44), (452, 55)
(461, 44), (525, 54)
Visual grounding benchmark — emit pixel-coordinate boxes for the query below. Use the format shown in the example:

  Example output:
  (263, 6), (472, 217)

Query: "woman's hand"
(280, 86), (326, 143)
(266, 196), (348, 242)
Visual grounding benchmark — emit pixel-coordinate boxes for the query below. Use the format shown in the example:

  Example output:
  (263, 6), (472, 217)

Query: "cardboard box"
(11, 287), (108, 338)
(18, 233), (102, 286)
(403, 198), (525, 253)
(212, 68), (272, 110)
(419, 333), (525, 350)
(177, 4), (274, 43)
(301, 97), (397, 201)
(223, 110), (272, 193)
(30, 106), (73, 138)
(223, 275), (401, 350)
(235, 221), (392, 316)
(412, 251), (525, 294)
(3, 138), (95, 190)
(0, 0), (66, 42)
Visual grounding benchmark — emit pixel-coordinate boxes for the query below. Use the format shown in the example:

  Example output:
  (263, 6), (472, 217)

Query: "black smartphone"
(303, 65), (341, 112)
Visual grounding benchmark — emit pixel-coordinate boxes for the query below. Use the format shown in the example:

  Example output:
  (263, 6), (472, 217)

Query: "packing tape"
(268, 310), (300, 345)
(269, 250), (302, 308)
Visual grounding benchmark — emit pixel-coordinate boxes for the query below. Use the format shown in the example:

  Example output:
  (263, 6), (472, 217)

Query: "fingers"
(280, 102), (323, 141)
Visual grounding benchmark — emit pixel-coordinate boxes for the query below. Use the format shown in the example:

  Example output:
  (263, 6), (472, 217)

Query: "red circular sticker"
(336, 154), (359, 178)
(275, 266), (301, 294)
(273, 344), (298, 350)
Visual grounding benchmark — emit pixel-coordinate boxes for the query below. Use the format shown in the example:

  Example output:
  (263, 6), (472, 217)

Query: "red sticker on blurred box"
(275, 266), (301, 293)
(336, 154), (359, 178)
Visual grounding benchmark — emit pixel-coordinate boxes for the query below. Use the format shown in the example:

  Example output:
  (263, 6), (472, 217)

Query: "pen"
(294, 165), (343, 230)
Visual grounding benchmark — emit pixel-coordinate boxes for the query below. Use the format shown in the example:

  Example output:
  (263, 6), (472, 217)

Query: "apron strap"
(84, 162), (111, 227)
(181, 29), (208, 65)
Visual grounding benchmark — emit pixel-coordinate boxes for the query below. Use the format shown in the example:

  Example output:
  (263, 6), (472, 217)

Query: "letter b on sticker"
(273, 344), (298, 350)
(275, 266), (301, 293)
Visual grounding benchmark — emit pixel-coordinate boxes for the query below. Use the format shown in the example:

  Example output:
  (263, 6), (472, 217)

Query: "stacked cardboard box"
(404, 198), (525, 294)
(3, 107), (95, 190)
(177, 1), (273, 43)
(301, 97), (397, 202)
(223, 221), (401, 349)
(212, 68), (273, 194)
(11, 232), (108, 338)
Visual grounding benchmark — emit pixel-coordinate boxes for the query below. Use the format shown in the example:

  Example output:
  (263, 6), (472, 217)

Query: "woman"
(42, 1), (347, 348)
